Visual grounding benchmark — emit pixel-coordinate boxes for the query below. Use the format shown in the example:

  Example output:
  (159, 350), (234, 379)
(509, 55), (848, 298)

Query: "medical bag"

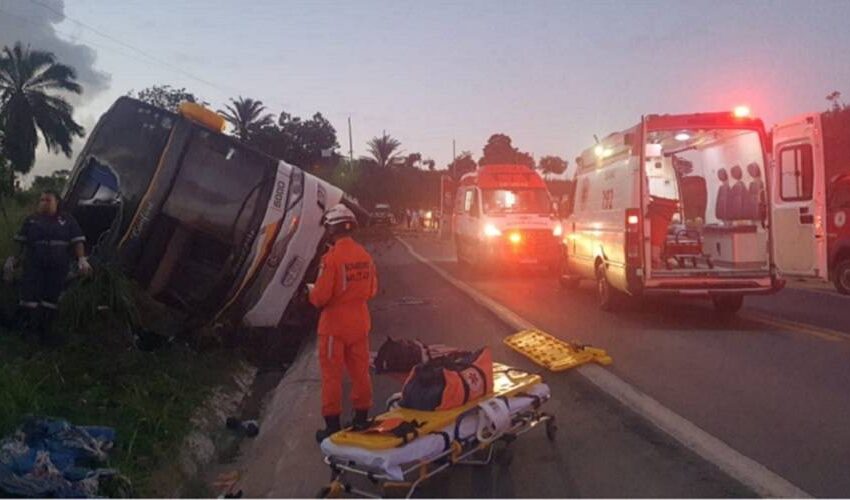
(400, 347), (493, 411)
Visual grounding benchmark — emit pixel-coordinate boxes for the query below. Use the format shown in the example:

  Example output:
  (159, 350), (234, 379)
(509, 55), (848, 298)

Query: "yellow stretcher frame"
(330, 363), (542, 450)
(504, 329), (612, 372)
(320, 380), (556, 499)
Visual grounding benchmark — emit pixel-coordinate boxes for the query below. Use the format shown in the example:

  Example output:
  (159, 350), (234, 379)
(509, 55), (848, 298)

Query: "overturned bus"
(63, 97), (358, 330)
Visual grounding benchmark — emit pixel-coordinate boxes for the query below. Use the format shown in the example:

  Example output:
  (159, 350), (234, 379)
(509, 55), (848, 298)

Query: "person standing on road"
(4, 190), (92, 344)
(310, 204), (378, 443)
(411, 209), (420, 232)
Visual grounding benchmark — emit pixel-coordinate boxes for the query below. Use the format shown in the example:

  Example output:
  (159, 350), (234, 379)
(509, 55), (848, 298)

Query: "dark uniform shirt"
(15, 212), (85, 268)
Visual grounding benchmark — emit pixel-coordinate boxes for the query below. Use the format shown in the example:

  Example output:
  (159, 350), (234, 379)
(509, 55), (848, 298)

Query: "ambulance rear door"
(771, 114), (829, 278)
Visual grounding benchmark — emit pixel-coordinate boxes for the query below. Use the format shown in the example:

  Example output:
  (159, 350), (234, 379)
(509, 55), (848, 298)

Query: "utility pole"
(348, 116), (354, 171)
(452, 139), (456, 178)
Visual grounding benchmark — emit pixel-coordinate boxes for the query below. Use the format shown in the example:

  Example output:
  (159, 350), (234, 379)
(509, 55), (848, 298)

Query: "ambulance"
(453, 164), (561, 270)
(559, 108), (784, 313)
(770, 109), (850, 293)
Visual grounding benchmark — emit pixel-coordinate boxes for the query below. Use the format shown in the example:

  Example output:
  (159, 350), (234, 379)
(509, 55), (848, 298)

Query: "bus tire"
(833, 258), (850, 295)
(712, 294), (744, 315)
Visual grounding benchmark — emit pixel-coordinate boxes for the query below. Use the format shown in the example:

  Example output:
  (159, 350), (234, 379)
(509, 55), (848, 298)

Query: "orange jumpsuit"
(309, 236), (378, 417)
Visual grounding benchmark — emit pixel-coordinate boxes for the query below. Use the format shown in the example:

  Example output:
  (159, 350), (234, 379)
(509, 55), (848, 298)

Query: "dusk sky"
(3, 0), (850, 178)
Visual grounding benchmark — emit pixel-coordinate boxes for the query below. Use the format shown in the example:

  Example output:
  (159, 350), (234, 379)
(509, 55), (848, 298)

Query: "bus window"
(162, 132), (274, 244)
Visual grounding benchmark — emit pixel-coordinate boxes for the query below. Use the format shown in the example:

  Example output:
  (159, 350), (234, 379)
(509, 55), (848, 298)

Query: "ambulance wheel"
(596, 265), (620, 311)
(712, 294), (743, 315)
(545, 417), (558, 441)
(559, 257), (580, 289)
(833, 258), (850, 295)
(455, 240), (467, 265)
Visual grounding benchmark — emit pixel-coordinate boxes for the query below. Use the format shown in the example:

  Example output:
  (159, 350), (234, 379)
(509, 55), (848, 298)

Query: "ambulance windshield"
(482, 188), (551, 215)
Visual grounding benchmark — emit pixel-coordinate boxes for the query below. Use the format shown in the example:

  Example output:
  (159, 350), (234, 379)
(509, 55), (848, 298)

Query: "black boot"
(38, 309), (60, 347)
(315, 415), (341, 443)
(352, 409), (372, 431)
(18, 307), (39, 341)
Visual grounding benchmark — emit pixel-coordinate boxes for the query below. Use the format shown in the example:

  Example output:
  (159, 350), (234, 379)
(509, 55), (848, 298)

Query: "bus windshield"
(482, 188), (551, 215)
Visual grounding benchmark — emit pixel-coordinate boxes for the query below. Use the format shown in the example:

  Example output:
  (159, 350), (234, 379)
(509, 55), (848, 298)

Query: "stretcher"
(664, 228), (714, 270)
(504, 329), (612, 372)
(318, 364), (555, 498)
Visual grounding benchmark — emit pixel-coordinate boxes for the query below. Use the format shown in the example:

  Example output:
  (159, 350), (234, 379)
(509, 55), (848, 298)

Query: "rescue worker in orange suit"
(310, 204), (378, 443)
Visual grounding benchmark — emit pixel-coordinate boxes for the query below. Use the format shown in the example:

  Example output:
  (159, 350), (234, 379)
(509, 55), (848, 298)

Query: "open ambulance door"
(770, 115), (829, 279)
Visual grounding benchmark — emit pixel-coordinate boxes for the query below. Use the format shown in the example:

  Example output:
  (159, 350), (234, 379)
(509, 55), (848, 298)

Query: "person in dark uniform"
(5, 190), (92, 343)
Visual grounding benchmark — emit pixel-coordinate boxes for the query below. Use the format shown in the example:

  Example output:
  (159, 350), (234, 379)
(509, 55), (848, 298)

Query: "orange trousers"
(318, 334), (373, 417)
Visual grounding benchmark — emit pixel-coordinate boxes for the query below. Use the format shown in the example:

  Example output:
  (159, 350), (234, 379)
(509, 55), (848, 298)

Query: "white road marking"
(396, 236), (812, 499)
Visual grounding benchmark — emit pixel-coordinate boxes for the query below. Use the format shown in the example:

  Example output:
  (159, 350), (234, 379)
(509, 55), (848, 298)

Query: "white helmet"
(323, 203), (357, 231)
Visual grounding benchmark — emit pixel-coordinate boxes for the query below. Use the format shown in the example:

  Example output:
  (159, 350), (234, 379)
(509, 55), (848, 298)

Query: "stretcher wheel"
(545, 417), (558, 441)
(317, 481), (344, 498)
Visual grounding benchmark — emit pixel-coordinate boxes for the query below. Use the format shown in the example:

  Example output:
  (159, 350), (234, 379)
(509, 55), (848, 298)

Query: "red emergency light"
(733, 105), (751, 118)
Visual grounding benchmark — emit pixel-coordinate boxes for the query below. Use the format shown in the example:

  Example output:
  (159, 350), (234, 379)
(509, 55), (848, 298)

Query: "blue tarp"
(0, 417), (129, 498)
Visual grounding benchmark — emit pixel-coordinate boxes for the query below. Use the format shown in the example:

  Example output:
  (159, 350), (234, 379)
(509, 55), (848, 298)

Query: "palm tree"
(366, 132), (402, 168)
(0, 42), (85, 179)
(218, 97), (274, 141)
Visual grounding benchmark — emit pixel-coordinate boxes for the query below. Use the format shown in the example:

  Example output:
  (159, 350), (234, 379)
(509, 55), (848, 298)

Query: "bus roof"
(459, 164), (546, 189)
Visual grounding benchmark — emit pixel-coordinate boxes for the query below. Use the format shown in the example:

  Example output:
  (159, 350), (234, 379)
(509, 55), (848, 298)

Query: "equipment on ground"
(504, 329), (612, 372)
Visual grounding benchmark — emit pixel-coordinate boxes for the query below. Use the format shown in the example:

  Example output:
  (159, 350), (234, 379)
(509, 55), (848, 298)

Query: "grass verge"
(0, 195), (242, 496)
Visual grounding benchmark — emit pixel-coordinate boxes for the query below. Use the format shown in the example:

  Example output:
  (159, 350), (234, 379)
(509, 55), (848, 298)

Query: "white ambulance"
(453, 164), (561, 270)
(559, 109), (784, 313)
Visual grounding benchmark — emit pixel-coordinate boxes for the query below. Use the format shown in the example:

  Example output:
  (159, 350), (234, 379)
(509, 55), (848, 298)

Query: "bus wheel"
(712, 295), (743, 315)
(834, 259), (850, 295)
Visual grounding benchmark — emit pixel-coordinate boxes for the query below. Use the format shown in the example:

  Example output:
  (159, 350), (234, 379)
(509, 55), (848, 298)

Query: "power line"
(5, 2), (415, 159)
(27, 0), (240, 97)
(23, 0), (356, 125)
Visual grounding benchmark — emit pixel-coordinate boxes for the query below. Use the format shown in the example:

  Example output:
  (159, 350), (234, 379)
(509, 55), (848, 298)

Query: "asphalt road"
(358, 237), (752, 497)
(401, 233), (850, 497)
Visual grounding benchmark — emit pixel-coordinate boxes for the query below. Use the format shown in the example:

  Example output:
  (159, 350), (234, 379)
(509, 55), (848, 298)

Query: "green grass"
(0, 330), (236, 495)
(0, 193), (35, 258)
(0, 194), (241, 496)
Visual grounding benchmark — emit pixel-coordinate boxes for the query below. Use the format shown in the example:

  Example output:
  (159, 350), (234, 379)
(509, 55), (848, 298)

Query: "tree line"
(6, 39), (845, 214)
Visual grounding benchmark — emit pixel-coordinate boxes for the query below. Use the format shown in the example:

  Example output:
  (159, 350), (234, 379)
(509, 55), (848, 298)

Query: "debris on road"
(0, 417), (131, 498)
(225, 418), (260, 438)
(504, 329), (613, 371)
(397, 296), (430, 306)
(212, 470), (242, 498)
